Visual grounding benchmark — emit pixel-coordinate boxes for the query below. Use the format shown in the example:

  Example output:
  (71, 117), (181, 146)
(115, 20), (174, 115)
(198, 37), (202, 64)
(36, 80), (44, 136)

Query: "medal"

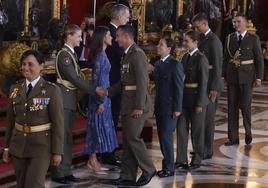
(10, 88), (19, 98)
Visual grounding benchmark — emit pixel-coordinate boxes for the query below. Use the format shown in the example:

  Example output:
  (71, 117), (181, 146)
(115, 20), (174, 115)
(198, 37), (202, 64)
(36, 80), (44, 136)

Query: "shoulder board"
(15, 79), (24, 84)
(46, 81), (57, 87)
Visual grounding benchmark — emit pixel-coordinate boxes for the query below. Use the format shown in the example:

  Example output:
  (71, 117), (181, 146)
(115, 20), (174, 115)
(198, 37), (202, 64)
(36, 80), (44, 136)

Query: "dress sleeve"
(92, 53), (105, 104)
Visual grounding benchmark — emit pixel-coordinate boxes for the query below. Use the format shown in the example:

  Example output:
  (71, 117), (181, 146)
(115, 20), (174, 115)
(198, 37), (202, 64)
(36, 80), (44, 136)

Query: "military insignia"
(41, 89), (46, 95)
(63, 57), (71, 65)
(33, 98), (50, 105)
(9, 88), (19, 98)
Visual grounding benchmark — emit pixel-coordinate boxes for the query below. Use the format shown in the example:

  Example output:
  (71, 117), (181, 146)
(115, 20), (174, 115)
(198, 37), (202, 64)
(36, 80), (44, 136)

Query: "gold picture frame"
(130, 0), (184, 44)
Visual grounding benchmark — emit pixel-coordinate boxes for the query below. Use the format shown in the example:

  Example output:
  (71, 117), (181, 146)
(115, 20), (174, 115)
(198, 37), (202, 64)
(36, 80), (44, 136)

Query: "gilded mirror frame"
(129, 0), (184, 44)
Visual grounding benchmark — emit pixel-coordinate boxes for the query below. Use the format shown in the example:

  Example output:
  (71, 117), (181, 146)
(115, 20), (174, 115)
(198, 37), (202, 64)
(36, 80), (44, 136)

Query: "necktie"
(121, 53), (126, 60)
(200, 33), (205, 41)
(238, 34), (243, 46)
(186, 54), (191, 63)
(26, 83), (32, 96)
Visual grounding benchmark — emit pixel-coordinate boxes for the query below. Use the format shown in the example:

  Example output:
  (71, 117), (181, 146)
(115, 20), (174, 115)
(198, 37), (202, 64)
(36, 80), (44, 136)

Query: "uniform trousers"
(176, 107), (206, 165)
(227, 83), (252, 141)
(51, 108), (76, 178)
(156, 114), (177, 171)
(204, 97), (218, 157)
(12, 155), (50, 188)
(120, 113), (155, 181)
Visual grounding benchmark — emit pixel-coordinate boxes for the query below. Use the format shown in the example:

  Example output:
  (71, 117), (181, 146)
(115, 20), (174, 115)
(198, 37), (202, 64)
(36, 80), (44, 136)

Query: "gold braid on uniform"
(55, 48), (80, 90)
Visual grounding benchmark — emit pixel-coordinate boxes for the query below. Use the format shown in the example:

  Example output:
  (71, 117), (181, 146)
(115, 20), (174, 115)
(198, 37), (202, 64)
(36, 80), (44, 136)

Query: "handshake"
(95, 86), (108, 97)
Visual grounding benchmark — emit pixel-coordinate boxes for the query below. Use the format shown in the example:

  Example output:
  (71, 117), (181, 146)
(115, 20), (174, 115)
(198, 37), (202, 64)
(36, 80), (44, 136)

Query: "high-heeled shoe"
(87, 162), (108, 175)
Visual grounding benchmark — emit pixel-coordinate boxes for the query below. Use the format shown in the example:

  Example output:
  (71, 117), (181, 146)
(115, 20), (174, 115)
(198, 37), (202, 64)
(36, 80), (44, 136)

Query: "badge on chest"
(30, 98), (50, 111)
(121, 63), (130, 74)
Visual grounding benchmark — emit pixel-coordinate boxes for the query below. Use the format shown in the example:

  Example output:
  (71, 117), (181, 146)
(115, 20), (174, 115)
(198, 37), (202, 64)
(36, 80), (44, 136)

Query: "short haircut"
(161, 37), (176, 54)
(117, 24), (135, 39)
(192, 12), (208, 23)
(185, 30), (200, 42)
(20, 50), (44, 65)
(235, 13), (247, 21)
(111, 4), (129, 19)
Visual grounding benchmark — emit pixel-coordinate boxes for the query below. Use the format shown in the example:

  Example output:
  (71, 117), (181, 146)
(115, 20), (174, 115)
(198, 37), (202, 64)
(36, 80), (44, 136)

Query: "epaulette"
(16, 79), (24, 84)
(46, 81), (57, 87)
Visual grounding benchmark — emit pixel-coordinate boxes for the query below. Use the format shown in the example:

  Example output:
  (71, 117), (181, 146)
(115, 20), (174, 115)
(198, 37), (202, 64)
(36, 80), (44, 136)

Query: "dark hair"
(61, 24), (81, 45)
(88, 26), (109, 61)
(20, 50), (44, 65)
(192, 12), (208, 23)
(185, 30), (200, 42)
(85, 23), (95, 32)
(117, 24), (135, 39)
(235, 13), (247, 21)
(161, 37), (176, 54)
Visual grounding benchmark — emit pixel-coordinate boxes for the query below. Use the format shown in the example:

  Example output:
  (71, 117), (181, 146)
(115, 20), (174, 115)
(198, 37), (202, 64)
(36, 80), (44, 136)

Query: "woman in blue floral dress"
(84, 26), (118, 173)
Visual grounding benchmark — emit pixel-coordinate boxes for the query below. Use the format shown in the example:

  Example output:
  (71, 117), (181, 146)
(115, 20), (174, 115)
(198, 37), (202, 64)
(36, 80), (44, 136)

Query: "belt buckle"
(23, 125), (31, 133)
(233, 59), (240, 68)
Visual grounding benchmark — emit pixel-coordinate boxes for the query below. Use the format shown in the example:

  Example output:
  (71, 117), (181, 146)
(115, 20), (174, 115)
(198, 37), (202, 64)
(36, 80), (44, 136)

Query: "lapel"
(199, 31), (211, 47)
(20, 81), (27, 101)
(159, 55), (172, 70)
(27, 77), (45, 101)
(240, 32), (249, 47)
(231, 33), (239, 50)
(64, 45), (78, 62)
(123, 43), (136, 64)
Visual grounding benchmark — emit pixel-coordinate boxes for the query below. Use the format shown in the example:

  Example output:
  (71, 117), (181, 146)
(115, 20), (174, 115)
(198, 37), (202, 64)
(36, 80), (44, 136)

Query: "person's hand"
(51, 154), (62, 166)
(147, 64), (154, 74)
(97, 104), (105, 114)
(131, 109), (143, 118)
(209, 90), (217, 103)
(195, 106), (202, 113)
(255, 79), (262, 87)
(96, 87), (107, 97)
(2, 150), (10, 163)
(172, 112), (181, 119)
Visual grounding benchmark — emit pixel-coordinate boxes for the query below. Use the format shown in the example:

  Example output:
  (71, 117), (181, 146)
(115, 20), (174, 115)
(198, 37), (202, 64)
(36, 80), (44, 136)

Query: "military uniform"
(198, 30), (223, 158)
(176, 49), (209, 166)
(153, 55), (184, 172)
(5, 77), (64, 188)
(109, 43), (156, 181)
(223, 31), (264, 143)
(51, 44), (96, 179)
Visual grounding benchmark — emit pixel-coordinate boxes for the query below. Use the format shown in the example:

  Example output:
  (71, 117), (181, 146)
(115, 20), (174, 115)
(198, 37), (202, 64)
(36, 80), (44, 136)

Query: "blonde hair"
(61, 24), (81, 44)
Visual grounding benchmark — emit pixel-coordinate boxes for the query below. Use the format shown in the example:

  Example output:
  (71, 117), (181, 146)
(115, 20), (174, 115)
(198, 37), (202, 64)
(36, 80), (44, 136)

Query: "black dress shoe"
(136, 171), (156, 186)
(175, 162), (188, 169)
(101, 154), (121, 166)
(188, 163), (200, 170)
(245, 134), (252, 145)
(157, 170), (174, 178)
(224, 140), (239, 146)
(65, 175), (80, 182)
(110, 177), (136, 186)
(52, 177), (69, 184)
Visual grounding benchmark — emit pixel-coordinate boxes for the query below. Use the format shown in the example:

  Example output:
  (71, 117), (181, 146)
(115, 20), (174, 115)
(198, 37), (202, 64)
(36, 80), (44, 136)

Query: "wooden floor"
(3, 83), (268, 188)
